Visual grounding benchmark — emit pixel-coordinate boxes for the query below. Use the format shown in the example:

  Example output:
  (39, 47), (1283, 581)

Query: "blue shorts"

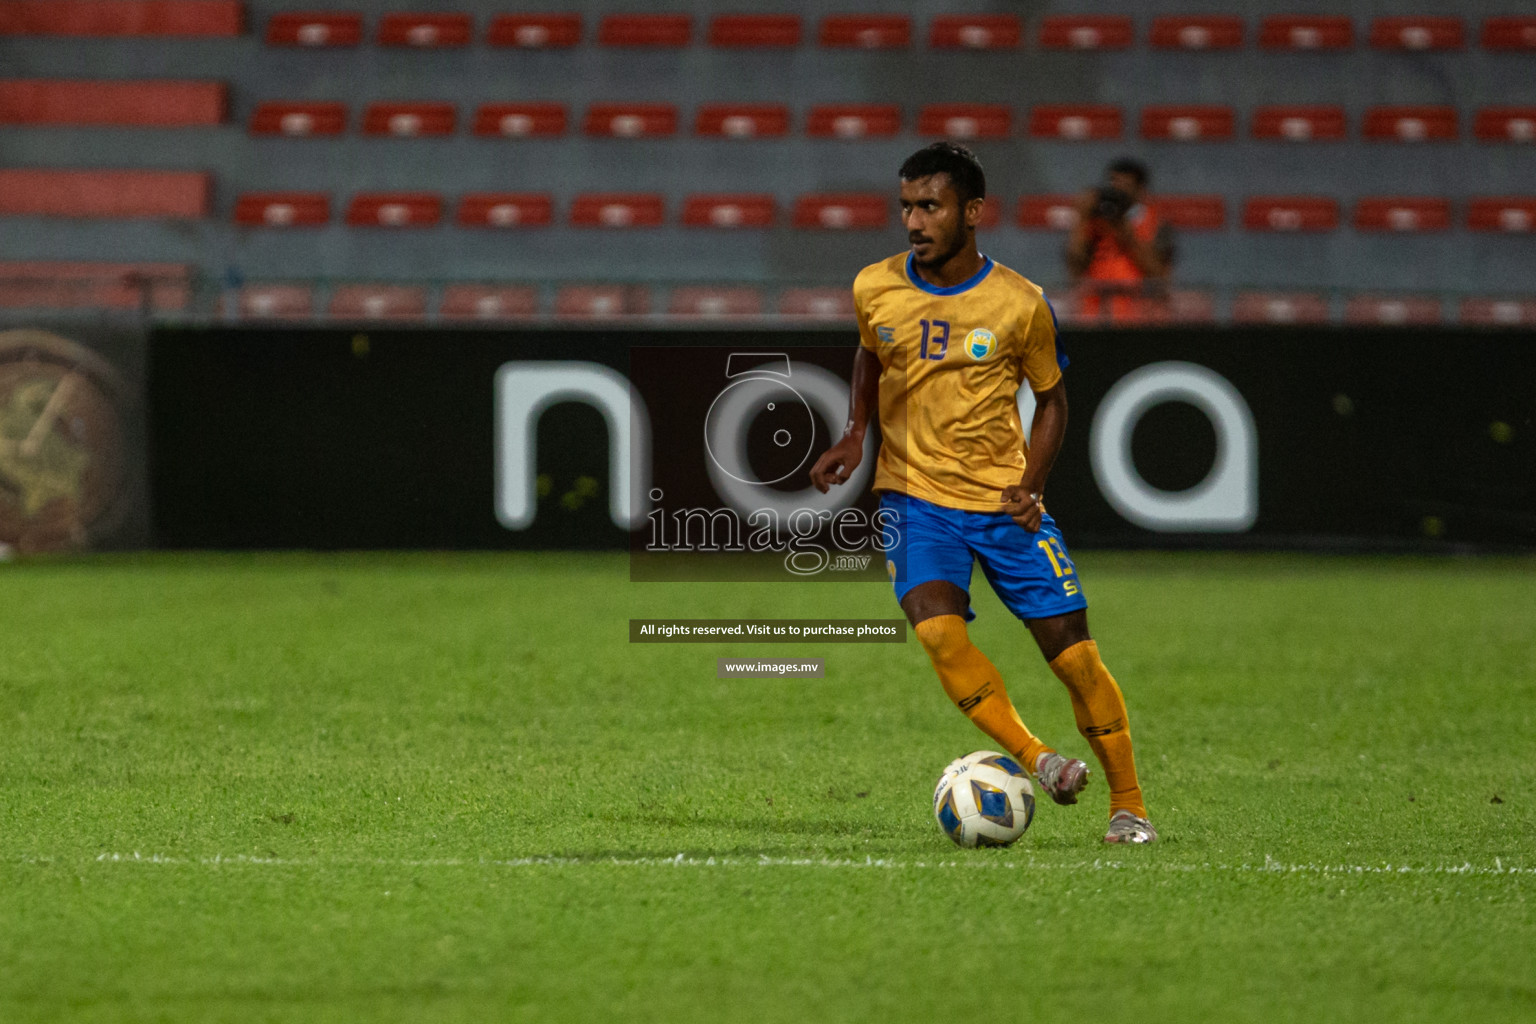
(878, 492), (1089, 623)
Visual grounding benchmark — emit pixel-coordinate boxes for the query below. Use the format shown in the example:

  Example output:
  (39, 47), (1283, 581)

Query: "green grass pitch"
(1, 551), (1533, 1022)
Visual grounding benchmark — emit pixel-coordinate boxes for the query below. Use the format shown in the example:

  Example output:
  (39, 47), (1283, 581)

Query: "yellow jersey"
(854, 252), (1066, 512)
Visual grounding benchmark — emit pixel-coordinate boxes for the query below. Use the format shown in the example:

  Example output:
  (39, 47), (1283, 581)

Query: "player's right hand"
(809, 435), (863, 493)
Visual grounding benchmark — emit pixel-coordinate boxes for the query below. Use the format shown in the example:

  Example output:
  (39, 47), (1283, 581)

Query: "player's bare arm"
(809, 344), (880, 493)
(1001, 379), (1068, 532)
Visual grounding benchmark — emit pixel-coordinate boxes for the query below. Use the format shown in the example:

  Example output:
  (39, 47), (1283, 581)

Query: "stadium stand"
(806, 104), (900, 138)
(456, 194), (554, 229)
(1157, 197), (1227, 231)
(792, 195), (888, 230)
(1460, 297), (1536, 325)
(249, 101), (346, 136)
(233, 192), (329, 227)
(1252, 106), (1348, 142)
(695, 104), (790, 138)
(778, 287), (854, 319)
(667, 286), (764, 318)
(329, 284), (427, 321)
(597, 14), (690, 47)
(917, 104), (1010, 140)
(927, 15), (1020, 50)
(439, 284), (539, 319)
(1354, 198), (1453, 233)
(235, 283), (313, 318)
(1016, 196), (1080, 231)
(681, 195), (776, 229)
(1232, 291), (1332, 325)
(485, 14), (581, 48)
(582, 104), (677, 138)
(0, 170), (208, 218)
(472, 103), (565, 138)
(1244, 198), (1341, 232)
(554, 284), (650, 318)
(0, 0), (241, 36)
(1344, 295), (1443, 325)
(265, 11), (361, 47)
(1258, 15), (1353, 50)
(818, 15), (910, 49)
(1149, 16), (1244, 50)
(1141, 106), (1236, 141)
(344, 193), (442, 228)
(1363, 107), (1459, 142)
(1028, 105), (1122, 140)
(1481, 17), (1536, 50)
(1467, 199), (1536, 233)
(376, 12), (471, 48)
(708, 14), (800, 48)
(1038, 16), (1134, 50)
(0, 80), (225, 126)
(569, 194), (665, 228)
(0, 261), (190, 310)
(1369, 17), (1464, 51)
(362, 102), (456, 138)
(1473, 108), (1536, 143)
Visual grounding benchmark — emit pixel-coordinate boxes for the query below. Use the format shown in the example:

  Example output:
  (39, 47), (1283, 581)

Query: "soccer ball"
(933, 750), (1036, 848)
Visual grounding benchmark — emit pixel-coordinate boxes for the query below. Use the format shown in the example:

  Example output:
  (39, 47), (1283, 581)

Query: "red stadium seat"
(0, 80), (225, 126)
(1466, 198), (1536, 233)
(708, 14), (800, 48)
(473, 103), (565, 138)
(1157, 196), (1226, 231)
(667, 286), (764, 318)
(778, 287), (854, 319)
(818, 15), (910, 49)
(1460, 297), (1536, 326)
(1370, 17), (1463, 51)
(233, 192), (329, 227)
(362, 102), (455, 138)
(1167, 290), (1217, 324)
(681, 194), (775, 228)
(1028, 105), (1122, 140)
(695, 104), (789, 138)
(569, 193), (665, 228)
(1016, 195), (1080, 230)
(0, 1), (240, 36)
(440, 284), (540, 320)
(344, 193), (442, 228)
(486, 14), (580, 48)
(1363, 106), (1457, 142)
(975, 197), (1002, 230)
(1141, 106), (1235, 142)
(1258, 16), (1352, 50)
(266, 11), (361, 46)
(917, 104), (1010, 140)
(582, 103), (677, 138)
(250, 101), (346, 136)
(1038, 16), (1133, 50)
(1482, 17), (1536, 51)
(792, 194), (887, 229)
(456, 193), (554, 228)
(377, 13), (471, 48)
(1344, 295), (1442, 326)
(1251, 105), (1348, 142)
(928, 15), (1020, 50)
(598, 14), (690, 47)
(554, 284), (650, 318)
(805, 104), (900, 138)
(1149, 16), (1244, 50)
(1353, 197), (1452, 232)
(1473, 108), (1536, 143)
(236, 283), (314, 319)
(329, 284), (427, 321)
(1243, 197), (1340, 232)
(0, 168), (208, 218)
(0, 260), (190, 311)
(1232, 291), (1331, 325)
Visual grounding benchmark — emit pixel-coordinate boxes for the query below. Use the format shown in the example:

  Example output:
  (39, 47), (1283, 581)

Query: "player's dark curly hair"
(899, 142), (986, 206)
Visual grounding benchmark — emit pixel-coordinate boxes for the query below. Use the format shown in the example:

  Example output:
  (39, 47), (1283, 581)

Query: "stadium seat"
(1251, 105), (1348, 141)
(265, 11), (361, 47)
(1243, 197), (1340, 232)
(250, 101), (346, 136)
(1016, 195), (1080, 230)
(681, 194), (774, 228)
(486, 14), (581, 48)
(456, 193), (554, 228)
(1363, 106), (1458, 142)
(233, 192), (329, 227)
(1466, 198), (1536, 232)
(473, 103), (565, 138)
(1149, 16), (1244, 50)
(1370, 17), (1463, 51)
(439, 284), (540, 320)
(805, 104), (901, 138)
(377, 13), (471, 48)
(792, 194), (887, 229)
(569, 193), (665, 228)
(777, 287), (854, 319)
(236, 283), (314, 318)
(818, 15), (910, 49)
(1157, 196), (1227, 230)
(928, 15), (1020, 50)
(1028, 105), (1122, 140)
(695, 104), (789, 138)
(1473, 108), (1536, 143)
(1344, 295), (1442, 326)
(1459, 297), (1536, 326)
(1258, 15), (1353, 50)
(0, 0), (241, 36)
(1231, 291), (1332, 325)
(1354, 197), (1452, 232)
(344, 193), (442, 228)
(1141, 106), (1235, 141)
(1167, 290), (1217, 324)
(1038, 16), (1133, 50)
(329, 284), (428, 321)
(0, 80), (225, 126)
(598, 14), (690, 47)
(582, 103), (677, 138)
(708, 14), (800, 48)
(1482, 17), (1536, 51)
(362, 102), (456, 137)
(0, 169), (208, 218)
(976, 197), (1002, 230)
(917, 104), (1010, 140)
(553, 284), (650, 317)
(667, 286), (764, 317)
(0, 260), (190, 311)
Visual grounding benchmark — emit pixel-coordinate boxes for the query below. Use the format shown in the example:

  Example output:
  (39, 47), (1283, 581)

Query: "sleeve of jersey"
(854, 281), (879, 352)
(1020, 300), (1064, 393)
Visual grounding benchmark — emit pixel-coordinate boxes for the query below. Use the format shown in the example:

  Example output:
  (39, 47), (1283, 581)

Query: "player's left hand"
(1001, 485), (1043, 532)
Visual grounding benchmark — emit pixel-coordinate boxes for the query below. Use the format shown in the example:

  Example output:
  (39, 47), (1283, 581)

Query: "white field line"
(9, 852), (1530, 878)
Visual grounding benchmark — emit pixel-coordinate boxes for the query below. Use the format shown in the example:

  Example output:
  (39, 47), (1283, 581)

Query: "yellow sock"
(915, 615), (1052, 771)
(1048, 640), (1147, 819)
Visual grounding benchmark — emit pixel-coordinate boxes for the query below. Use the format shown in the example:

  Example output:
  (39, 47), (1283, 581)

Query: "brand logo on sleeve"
(876, 326), (896, 344)
(964, 328), (996, 360)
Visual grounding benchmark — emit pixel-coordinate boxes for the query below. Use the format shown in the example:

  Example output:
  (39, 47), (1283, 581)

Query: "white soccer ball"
(933, 750), (1036, 848)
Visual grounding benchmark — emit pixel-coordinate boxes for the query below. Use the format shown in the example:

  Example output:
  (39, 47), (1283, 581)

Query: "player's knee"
(915, 614), (971, 669)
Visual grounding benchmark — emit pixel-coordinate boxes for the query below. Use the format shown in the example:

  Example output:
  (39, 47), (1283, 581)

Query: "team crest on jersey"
(964, 328), (997, 361)
(876, 326), (896, 344)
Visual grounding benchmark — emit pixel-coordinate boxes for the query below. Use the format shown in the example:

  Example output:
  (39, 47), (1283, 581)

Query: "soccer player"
(809, 142), (1156, 844)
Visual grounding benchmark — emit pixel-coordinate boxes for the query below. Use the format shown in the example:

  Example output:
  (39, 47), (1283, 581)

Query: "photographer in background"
(1064, 158), (1176, 322)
